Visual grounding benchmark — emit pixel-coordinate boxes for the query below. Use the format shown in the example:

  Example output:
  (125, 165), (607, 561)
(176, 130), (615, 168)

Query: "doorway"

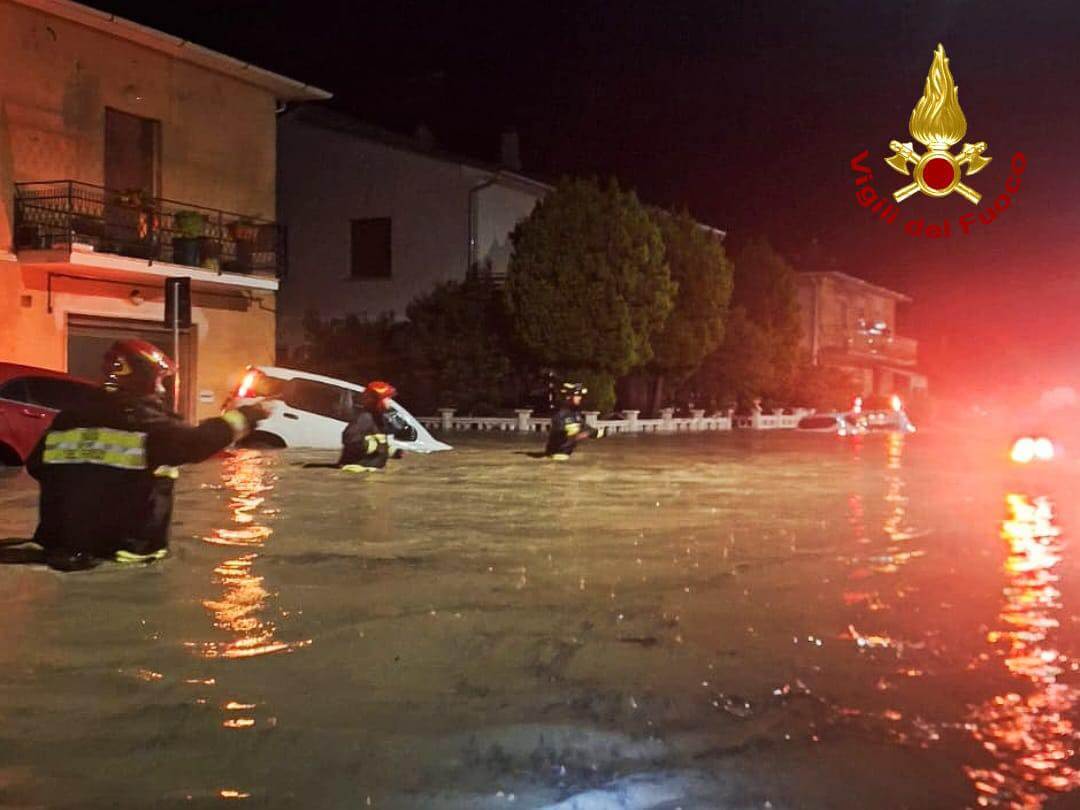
(67, 315), (196, 420)
(104, 108), (160, 256)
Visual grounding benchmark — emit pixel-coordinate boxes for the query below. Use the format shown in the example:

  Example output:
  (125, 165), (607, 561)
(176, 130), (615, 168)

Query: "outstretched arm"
(146, 405), (265, 467)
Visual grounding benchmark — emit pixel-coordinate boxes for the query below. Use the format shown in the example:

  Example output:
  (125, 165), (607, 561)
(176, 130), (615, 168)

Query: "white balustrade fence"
(418, 407), (814, 435)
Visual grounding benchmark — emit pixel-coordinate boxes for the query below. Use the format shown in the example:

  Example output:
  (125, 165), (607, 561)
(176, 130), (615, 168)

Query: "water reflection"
(874, 433), (924, 576)
(194, 450), (304, 662)
(843, 433), (919, 615)
(965, 493), (1079, 807)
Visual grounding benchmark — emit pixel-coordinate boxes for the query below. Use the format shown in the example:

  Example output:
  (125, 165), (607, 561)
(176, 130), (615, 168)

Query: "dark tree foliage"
(294, 311), (404, 387)
(692, 238), (803, 407)
(646, 208), (733, 410)
(402, 274), (514, 414)
(506, 178), (675, 412)
(786, 361), (862, 411)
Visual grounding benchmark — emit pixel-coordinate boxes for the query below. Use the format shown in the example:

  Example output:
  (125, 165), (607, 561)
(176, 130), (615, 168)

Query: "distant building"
(0, 0), (327, 420)
(276, 106), (551, 356)
(795, 271), (928, 398)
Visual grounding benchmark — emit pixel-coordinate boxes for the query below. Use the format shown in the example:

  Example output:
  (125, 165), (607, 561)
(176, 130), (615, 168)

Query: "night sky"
(83, 0), (1080, 401)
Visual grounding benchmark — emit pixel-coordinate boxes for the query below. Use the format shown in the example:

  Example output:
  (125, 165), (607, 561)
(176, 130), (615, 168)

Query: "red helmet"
(103, 339), (177, 395)
(361, 380), (396, 411)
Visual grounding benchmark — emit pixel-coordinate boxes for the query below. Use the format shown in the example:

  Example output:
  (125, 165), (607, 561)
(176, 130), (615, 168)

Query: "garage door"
(67, 315), (197, 420)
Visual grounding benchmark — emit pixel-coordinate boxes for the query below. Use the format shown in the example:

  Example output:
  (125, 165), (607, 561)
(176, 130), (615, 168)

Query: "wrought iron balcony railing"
(14, 181), (285, 279)
(821, 330), (918, 366)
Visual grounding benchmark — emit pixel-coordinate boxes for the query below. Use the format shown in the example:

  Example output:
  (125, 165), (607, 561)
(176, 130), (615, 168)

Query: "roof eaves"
(11, 0), (332, 101)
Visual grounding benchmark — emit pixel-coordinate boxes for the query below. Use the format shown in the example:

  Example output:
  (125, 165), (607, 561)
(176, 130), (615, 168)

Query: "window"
(105, 108), (160, 197)
(385, 410), (417, 442)
(350, 218), (391, 278)
(25, 377), (103, 411)
(0, 377), (30, 404)
(282, 379), (355, 421)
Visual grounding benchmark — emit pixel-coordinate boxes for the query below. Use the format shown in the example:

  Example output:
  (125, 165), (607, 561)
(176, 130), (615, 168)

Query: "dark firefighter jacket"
(26, 392), (244, 560)
(545, 406), (597, 456)
(338, 409), (416, 469)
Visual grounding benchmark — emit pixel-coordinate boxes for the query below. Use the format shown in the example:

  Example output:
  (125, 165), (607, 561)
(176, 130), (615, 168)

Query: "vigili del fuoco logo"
(849, 44), (1026, 238)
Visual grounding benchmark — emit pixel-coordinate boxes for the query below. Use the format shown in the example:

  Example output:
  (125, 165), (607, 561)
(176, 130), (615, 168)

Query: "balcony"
(13, 181), (284, 284)
(821, 331), (918, 367)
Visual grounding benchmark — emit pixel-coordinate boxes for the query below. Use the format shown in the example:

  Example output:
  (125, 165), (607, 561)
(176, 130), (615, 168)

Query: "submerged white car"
(796, 413), (866, 435)
(225, 366), (451, 453)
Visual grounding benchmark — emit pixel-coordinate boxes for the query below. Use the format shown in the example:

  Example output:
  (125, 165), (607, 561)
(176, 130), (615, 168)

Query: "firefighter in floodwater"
(26, 339), (270, 571)
(544, 382), (605, 460)
(337, 380), (416, 472)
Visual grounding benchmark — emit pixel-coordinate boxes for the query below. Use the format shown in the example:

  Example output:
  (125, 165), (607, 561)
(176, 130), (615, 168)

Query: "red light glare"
(1011, 436), (1054, 464)
(1011, 438), (1035, 464)
(236, 370), (258, 399)
(1034, 438), (1055, 461)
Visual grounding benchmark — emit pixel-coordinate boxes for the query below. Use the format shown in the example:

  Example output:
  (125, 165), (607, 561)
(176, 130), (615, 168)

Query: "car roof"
(0, 363), (96, 387)
(253, 366), (367, 392)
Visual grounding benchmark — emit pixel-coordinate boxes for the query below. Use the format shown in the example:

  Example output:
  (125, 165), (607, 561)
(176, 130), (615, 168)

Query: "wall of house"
(277, 117), (474, 351)
(0, 0), (280, 421)
(1, 263), (274, 421)
(798, 275), (899, 350)
(472, 180), (542, 277)
(0, 0), (278, 252)
(819, 276), (898, 342)
(276, 116), (546, 354)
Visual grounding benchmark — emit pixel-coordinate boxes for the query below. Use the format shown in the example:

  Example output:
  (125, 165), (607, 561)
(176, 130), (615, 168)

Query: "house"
(0, 0), (328, 420)
(276, 106), (551, 355)
(795, 271), (928, 398)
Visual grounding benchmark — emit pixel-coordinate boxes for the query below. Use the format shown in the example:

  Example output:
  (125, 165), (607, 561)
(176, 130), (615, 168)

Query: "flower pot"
(172, 237), (200, 267)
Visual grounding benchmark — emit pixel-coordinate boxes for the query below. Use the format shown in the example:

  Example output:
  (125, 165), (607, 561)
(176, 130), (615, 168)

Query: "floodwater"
(0, 432), (1077, 809)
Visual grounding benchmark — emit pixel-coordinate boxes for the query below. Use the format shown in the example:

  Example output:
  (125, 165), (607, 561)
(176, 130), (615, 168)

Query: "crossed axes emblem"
(885, 140), (991, 204)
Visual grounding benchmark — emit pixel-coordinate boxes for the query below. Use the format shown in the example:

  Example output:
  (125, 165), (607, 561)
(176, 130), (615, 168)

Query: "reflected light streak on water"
(965, 493), (1080, 808)
(194, 451), (306, 663)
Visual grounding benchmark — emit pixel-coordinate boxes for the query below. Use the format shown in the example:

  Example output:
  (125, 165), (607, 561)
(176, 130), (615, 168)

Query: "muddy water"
(0, 432), (1077, 809)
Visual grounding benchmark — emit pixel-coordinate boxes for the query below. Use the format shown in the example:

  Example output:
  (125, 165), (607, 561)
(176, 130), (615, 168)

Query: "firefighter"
(338, 380), (415, 472)
(544, 382), (605, 460)
(26, 339), (268, 570)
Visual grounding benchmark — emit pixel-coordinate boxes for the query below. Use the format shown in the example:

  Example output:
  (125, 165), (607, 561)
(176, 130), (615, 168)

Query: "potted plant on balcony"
(226, 218), (258, 274)
(171, 210), (205, 267)
(115, 188), (159, 259)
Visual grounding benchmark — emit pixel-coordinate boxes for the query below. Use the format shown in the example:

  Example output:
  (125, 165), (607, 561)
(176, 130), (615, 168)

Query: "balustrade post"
(660, 407), (675, 432)
(439, 408), (455, 432)
(623, 409), (640, 433)
(691, 408), (706, 430)
(515, 408), (533, 432)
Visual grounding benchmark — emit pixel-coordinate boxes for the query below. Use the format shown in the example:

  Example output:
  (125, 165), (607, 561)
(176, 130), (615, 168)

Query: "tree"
(732, 237), (802, 392)
(294, 310), (404, 385)
(692, 238), (802, 408)
(506, 178), (674, 413)
(693, 307), (777, 408)
(787, 361), (862, 411)
(646, 209), (733, 411)
(402, 274), (513, 414)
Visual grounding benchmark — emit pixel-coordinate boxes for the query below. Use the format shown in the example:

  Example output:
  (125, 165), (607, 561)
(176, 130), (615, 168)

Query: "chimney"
(500, 129), (521, 171)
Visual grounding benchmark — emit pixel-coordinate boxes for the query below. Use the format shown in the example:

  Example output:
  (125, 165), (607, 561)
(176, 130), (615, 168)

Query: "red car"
(0, 363), (103, 465)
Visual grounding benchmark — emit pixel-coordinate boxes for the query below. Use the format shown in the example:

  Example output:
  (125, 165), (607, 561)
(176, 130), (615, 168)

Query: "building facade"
(0, 0), (327, 420)
(796, 271), (928, 398)
(276, 107), (550, 355)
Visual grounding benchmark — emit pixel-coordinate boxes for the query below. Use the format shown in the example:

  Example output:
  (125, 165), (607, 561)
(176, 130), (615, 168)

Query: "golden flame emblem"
(885, 44), (990, 204)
